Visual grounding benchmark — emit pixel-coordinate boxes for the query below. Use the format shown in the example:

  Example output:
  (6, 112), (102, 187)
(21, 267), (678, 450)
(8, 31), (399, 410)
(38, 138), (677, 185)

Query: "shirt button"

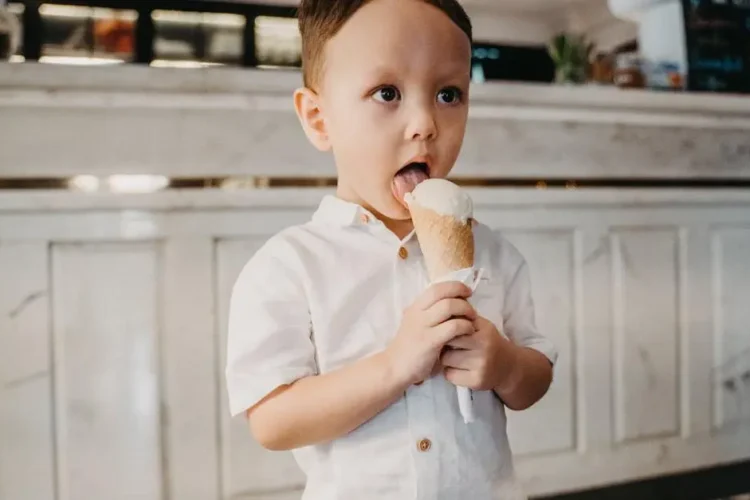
(417, 438), (432, 452)
(359, 213), (370, 224)
(398, 247), (409, 259)
(414, 381), (423, 386)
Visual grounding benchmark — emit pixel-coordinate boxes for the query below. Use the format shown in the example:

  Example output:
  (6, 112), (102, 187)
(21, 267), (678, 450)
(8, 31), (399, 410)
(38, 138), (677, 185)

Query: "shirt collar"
(312, 195), (370, 227)
(311, 195), (418, 245)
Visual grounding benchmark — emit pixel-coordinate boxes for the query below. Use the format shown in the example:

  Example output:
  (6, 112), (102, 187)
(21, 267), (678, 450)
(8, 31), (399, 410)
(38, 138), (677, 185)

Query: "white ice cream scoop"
(404, 178), (473, 223)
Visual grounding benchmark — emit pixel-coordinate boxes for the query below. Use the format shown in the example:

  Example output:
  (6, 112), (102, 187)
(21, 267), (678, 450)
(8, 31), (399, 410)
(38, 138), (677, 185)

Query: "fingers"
(444, 367), (476, 389)
(425, 298), (477, 327)
(445, 334), (480, 350)
(434, 317), (475, 346)
(473, 316), (494, 331)
(415, 281), (472, 311)
(441, 347), (477, 370)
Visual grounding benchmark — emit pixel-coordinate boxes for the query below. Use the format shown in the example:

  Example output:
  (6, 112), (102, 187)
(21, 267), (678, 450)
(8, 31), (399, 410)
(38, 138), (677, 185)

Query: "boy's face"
(295, 0), (472, 224)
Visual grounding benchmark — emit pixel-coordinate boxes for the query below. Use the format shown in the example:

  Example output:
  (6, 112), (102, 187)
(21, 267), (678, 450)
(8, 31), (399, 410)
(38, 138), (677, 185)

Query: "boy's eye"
(437, 87), (462, 104)
(373, 86), (401, 103)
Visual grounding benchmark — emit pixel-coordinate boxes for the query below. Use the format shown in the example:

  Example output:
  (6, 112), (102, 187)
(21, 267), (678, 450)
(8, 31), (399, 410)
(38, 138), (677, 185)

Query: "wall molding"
(2, 64), (750, 179)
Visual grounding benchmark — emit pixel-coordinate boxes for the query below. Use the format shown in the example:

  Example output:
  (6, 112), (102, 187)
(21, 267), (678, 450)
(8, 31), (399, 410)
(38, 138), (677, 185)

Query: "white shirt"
(226, 195), (557, 500)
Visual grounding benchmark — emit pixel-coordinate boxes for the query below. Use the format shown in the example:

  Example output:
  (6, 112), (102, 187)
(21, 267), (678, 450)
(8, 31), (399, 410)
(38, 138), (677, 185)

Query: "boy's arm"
(493, 343), (553, 411)
(495, 249), (557, 410)
(247, 281), (476, 451)
(442, 316), (553, 411)
(248, 350), (406, 451)
(443, 237), (557, 411)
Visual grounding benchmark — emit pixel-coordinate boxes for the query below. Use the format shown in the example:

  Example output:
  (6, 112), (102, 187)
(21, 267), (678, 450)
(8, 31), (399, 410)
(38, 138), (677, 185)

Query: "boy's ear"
(293, 87), (331, 152)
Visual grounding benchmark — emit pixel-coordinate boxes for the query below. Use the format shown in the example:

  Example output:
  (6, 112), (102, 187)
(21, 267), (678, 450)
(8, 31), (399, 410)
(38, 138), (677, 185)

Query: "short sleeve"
(225, 237), (317, 417)
(501, 244), (559, 367)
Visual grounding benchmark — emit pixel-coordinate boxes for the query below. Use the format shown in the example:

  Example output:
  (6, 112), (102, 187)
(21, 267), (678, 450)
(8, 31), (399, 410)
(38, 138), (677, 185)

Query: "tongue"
(392, 167), (429, 207)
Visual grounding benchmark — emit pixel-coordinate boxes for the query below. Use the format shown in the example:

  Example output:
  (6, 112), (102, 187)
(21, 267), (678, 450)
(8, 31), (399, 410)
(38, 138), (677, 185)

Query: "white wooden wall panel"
(51, 243), (162, 500)
(216, 238), (306, 500)
(161, 239), (220, 500)
(502, 230), (577, 456)
(0, 243), (56, 500)
(577, 225), (615, 452)
(612, 229), (680, 442)
(712, 228), (750, 430)
(1, 190), (749, 499)
(683, 227), (713, 439)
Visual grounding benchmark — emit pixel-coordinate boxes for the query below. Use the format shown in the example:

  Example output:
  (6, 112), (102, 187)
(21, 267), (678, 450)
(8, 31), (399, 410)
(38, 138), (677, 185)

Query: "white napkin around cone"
(431, 266), (486, 424)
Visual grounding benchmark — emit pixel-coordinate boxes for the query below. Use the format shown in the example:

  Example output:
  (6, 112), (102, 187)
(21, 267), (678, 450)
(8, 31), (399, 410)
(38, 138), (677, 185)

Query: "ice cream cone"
(404, 178), (479, 424)
(409, 201), (474, 281)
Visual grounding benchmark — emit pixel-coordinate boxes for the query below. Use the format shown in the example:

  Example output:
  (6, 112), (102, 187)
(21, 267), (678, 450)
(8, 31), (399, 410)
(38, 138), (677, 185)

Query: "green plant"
(547, 33), (594, 84)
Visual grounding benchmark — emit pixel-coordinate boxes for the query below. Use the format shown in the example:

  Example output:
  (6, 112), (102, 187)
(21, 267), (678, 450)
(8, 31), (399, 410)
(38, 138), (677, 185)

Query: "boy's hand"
(441, 316), (520, 392)
(385, 282), (477, 387)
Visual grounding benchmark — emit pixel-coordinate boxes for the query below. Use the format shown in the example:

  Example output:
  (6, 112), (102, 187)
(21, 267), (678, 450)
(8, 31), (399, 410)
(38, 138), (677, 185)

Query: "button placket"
(393, 233), (438, 497)
(404, 360), (440, 499)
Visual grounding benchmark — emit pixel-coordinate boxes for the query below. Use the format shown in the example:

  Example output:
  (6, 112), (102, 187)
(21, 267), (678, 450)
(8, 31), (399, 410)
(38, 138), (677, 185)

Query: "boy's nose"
(404, 107), (437, 142)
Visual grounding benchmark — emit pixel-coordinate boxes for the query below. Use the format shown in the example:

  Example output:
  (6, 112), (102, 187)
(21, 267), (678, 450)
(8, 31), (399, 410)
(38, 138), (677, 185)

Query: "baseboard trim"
(534, 460), (750, 500)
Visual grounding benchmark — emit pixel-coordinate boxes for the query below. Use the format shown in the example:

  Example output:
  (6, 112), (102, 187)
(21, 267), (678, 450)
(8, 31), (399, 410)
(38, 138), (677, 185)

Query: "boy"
(226, 0), (558, 498)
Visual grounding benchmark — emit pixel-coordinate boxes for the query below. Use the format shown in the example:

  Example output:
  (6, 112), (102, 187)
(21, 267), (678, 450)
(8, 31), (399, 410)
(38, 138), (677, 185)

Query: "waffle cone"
(409, 202), (474, 281)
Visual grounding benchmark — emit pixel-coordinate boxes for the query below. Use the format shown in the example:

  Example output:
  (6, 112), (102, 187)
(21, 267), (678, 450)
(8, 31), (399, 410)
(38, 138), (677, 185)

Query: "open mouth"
(397, 162), (430, 178)
(392, 162), (431, 206)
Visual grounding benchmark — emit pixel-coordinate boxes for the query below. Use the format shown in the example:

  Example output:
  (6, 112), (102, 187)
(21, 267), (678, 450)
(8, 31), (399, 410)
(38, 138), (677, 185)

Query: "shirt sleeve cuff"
(521, 339), (558, 367)
(226, 367), (315, 417)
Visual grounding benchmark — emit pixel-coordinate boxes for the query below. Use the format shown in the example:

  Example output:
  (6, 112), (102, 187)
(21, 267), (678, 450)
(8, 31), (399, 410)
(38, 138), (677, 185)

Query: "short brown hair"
(298, 0), (473, 89)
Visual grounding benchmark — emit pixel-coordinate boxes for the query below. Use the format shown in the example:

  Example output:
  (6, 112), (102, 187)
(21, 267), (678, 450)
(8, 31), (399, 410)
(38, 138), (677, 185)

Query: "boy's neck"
(362, 204), (414, 241)
(383, 218), (415, 241)
(333, 192), (414, 240)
